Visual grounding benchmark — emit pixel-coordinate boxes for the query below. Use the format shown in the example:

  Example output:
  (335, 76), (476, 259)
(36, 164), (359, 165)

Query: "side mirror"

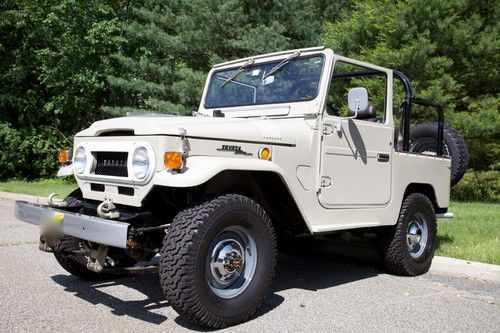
(347, 87), (369, 118)
(332, 87), (369, 134)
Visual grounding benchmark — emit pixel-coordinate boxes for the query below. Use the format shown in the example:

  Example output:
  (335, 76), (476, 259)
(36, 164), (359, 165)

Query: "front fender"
(153, 156), (285, 187)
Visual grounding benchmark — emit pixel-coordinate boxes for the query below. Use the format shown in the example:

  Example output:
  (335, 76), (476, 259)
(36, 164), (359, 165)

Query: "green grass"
(436, 201), (500, 265)
(0, 178), (77, 198)
(0, 179), (498, 264)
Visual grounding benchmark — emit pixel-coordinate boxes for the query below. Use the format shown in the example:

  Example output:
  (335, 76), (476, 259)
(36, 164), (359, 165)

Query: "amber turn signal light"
(258, 147), (271, 160)
(58, 149), (70, 164)
(164, 152), (183, 169)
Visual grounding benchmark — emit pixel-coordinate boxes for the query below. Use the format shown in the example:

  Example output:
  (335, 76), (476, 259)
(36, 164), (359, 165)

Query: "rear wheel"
(378, 193), (437, 276)
(160, 194), (277, 329)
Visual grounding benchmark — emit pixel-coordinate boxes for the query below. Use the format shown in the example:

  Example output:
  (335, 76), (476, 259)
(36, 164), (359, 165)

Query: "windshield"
(204, 55), (324, 109)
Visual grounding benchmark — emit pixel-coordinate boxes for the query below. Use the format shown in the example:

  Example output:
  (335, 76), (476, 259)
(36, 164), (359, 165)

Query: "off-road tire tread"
(410, 122), (469, 187)
(159, 194), (276, 329)
(379, 193), (436, 276)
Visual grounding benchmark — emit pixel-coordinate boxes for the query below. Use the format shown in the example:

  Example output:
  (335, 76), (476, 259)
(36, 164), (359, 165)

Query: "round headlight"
(132, 147), (150, 179)
(73, 146), (87, 174)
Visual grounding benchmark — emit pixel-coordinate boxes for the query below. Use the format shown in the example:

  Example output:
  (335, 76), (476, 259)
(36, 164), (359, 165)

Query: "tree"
(104, 0), (351, 115)
(323, 0), (499, 170)
(0, 0), (123, 133)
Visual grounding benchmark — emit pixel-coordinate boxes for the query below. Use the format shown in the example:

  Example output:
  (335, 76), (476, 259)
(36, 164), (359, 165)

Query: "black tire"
(378, 193), (437, 276)
(160, 194), (277, 329)
(410, 122), (469, 187)
(54, 236), (106, 280)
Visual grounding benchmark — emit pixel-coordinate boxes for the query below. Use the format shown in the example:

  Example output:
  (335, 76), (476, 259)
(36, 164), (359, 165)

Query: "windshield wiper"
(219, 58), (255, 88)
(262, 51), (301, 80)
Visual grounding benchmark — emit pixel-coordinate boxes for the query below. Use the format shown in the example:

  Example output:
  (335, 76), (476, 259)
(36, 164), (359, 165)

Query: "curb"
(1, 191), (498, 283)
(430, 256), (500, 283)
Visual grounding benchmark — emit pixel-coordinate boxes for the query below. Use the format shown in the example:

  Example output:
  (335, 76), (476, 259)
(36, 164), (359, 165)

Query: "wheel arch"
(199, 170), (309, 237)
(403, 183), (446, 214)
(149, 169), (310, 238)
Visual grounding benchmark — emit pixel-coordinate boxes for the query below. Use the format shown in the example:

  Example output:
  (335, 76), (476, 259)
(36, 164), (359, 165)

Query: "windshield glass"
(204, 55), (324, 109)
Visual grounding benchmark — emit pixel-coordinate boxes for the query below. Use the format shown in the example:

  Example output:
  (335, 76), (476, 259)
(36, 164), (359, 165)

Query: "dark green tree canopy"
(0, 0), (497, 180)
(323, 0), (499, 170)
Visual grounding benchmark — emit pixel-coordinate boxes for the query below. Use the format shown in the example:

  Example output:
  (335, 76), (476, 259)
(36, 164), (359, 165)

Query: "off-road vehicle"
(15, 46), (468, 328)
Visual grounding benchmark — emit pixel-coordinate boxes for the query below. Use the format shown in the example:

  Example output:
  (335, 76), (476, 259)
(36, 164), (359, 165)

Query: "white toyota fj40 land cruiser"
(15, 46), (468, 328)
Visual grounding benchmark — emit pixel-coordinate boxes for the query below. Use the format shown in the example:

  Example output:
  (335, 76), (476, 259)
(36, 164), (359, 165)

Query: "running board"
(436, 212), (453, 219)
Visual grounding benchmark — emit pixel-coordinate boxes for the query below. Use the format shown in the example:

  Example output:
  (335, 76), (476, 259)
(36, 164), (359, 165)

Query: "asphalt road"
(1, 194), (499, 332)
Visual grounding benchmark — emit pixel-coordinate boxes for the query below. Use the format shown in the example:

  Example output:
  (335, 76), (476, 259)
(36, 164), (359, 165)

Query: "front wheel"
(378, 193), (437, 276)
(159, 194), (277, 329)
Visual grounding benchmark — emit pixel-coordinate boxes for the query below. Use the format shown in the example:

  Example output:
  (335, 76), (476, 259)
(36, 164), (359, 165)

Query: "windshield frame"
(203, 54), (326, 110)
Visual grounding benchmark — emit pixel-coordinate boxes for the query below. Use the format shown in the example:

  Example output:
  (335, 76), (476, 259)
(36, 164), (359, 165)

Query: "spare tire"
(410, 122), (469, 187)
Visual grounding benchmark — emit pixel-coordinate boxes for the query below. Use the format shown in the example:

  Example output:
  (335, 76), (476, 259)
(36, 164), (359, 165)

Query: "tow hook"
(47, 193), (68, 208)
(87, 245), (108, 273)
(97, 198), (120, 219)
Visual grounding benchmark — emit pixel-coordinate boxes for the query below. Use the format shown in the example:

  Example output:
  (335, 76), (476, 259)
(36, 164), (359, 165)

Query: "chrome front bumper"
(14, 200), (129, 248)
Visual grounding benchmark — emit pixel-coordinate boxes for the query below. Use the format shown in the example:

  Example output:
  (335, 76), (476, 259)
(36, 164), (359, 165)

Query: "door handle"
(377, 153), (390, 162)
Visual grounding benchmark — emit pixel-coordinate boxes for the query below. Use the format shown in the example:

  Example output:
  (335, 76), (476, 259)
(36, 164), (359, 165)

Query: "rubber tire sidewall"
(161, 194), (277, 328)
(198, 207), (274, 317)
(380, 193), (437, 276)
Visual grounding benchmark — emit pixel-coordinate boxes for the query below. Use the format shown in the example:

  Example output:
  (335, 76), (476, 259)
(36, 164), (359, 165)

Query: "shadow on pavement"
(51, 273), (168, 324)
(51, 235), (382, 328)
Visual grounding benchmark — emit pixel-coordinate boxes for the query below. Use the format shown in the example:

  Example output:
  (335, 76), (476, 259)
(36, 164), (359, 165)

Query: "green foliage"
(323, 0), (500, 170)
(0, 122), (68, 179)
(0, 0), (123, 133)
(0, 123), (25, 178)
(451, 170), (499, 202)
(0, 0), (497, 181)
(448, 98), (500, 171)
(104, 0), (350, 115)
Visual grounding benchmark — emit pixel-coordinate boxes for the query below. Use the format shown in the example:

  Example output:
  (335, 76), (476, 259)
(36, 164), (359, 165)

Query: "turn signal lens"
(164, 152), (183, 169)
(258, 147), (271, 160)
(58, 149), (70, 164)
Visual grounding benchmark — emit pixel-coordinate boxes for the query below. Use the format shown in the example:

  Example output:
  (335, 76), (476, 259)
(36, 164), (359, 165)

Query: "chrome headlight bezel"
(73, 146), (87, 174)
(132, 146), (150, 180)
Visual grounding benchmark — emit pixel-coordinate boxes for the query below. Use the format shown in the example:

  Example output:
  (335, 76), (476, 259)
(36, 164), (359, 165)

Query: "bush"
(0, 123), (25, 179)
(452, 170), (499, 202)
(0, 122), (71, 180)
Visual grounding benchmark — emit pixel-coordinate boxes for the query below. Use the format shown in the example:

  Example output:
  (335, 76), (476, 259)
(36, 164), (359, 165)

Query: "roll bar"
(331, 70), (444, 156)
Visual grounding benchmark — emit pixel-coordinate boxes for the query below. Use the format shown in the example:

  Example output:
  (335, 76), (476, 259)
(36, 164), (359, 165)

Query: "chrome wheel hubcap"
(207, 226), (257, 298)
(209, 238), (245, 286)
(406, 213), (428, 259)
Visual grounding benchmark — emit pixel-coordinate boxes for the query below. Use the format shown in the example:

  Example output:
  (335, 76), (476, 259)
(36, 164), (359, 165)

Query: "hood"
(76, 115), (297, 145)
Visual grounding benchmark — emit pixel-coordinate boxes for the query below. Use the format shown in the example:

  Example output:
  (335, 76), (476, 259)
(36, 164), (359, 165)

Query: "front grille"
(94, 152), (128, 177)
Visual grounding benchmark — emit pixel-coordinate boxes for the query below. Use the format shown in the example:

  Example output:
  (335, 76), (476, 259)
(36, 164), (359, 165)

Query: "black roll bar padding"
(410, 97), (445, 156)
(393, 71), (413, 152)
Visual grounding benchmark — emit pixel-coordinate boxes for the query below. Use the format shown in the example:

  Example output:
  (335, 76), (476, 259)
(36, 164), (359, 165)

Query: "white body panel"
(70, 47), (452, 233)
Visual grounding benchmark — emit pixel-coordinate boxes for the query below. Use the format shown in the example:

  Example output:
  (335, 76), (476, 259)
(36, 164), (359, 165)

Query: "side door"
(318, 56), (394, 207)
